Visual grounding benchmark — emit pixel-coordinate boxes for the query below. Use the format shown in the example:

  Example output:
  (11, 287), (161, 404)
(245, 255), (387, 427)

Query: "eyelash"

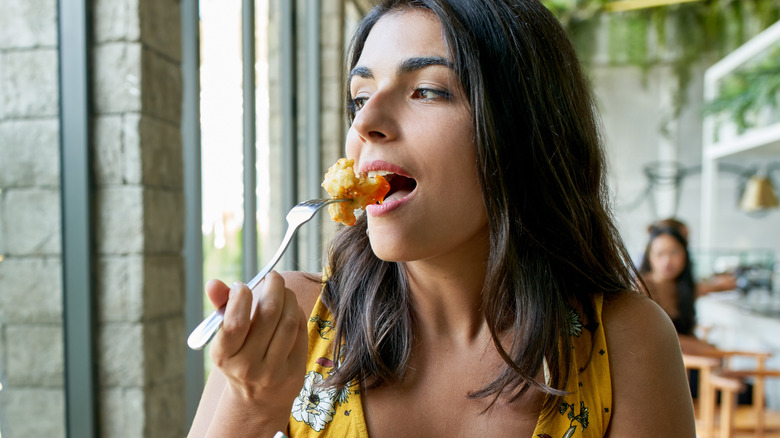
(348, 96), (368, 114)
(348, 87), (451, 114)
(411, 88), (450, 101)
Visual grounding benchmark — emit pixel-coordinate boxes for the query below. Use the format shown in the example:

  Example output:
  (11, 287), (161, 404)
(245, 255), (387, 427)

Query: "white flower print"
(568, 308), (583, 337)
(335, 385), (352, 405)
(292, 371), (338, 432)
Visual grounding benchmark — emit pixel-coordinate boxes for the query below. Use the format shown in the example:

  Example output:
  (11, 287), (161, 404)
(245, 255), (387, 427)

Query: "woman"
(638, 225), (730, 360)
(189, 1), (695, 436)
(639, 226), (703, 349)
(638, 225), (755, 404)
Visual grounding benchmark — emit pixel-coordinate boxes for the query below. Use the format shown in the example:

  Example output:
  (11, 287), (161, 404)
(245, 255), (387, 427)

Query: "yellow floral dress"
(287, 294), (611, 437)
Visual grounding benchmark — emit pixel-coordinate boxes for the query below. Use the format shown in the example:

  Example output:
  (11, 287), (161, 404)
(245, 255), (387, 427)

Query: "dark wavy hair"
(322, 0), (640, 413)
(639, 226), (697, 336)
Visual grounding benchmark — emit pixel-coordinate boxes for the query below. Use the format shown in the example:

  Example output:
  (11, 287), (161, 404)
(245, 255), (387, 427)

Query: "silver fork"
(187, 198), (348, 350)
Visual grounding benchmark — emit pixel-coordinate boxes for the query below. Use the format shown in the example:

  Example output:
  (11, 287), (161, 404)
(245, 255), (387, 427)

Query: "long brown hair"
(323, 0), (640, 413)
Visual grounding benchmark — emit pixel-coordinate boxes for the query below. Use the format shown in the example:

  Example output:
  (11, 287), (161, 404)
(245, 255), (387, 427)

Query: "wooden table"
(696, 290), (780, 409)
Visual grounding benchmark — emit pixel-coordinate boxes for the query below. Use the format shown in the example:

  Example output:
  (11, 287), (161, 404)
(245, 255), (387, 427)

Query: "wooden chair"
(684, 353), (734, 438)
(683, 351), (780, 438)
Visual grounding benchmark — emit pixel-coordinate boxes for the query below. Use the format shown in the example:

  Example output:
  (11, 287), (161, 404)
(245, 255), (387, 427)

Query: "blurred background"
(1, 0), (779, 436)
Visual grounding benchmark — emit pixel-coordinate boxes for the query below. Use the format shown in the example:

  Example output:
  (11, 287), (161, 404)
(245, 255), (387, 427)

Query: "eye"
(348, 96), (368, 113)
(411, 88), (450, 101)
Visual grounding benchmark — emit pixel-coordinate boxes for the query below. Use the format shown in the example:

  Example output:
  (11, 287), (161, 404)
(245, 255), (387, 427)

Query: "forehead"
(650, 234), (683, 252)
(357, 9), (448, 66)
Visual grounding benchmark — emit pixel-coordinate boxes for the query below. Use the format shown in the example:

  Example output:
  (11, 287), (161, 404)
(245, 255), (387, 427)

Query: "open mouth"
(368, 171), (417, 202)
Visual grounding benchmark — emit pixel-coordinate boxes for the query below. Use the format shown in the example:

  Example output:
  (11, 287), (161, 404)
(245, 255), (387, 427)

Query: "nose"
(350, 92), (397, 143)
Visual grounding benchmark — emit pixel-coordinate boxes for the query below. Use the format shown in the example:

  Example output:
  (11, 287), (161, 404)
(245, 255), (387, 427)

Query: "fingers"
(207, 270), (310, 408)
(241, 272), (287, 359)
(289, 305), (309, 375)
(210, 282), (254, 360)
(205, 278), (231, 309)
(263, 288), (304, 366)
(209, 272), (308, 369)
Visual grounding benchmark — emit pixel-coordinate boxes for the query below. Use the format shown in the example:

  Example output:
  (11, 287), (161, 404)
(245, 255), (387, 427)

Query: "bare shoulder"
(601, 290), (696, 437)
(280, 271), (323, 316)
(602, 288), (669, 333)
(601, 290), (678, 374)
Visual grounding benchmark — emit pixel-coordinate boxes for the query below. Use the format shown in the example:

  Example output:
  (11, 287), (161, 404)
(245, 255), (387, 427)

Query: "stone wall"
(0, 0), (363, 435)
(0, 0), (65, 435)
(92, 0), (185, 436)
(0, 0), (187, 436)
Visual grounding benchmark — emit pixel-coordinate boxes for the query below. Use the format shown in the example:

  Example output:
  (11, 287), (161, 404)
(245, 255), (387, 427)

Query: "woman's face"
(345, 9), (488, 263)
(648, 234), (687, 281)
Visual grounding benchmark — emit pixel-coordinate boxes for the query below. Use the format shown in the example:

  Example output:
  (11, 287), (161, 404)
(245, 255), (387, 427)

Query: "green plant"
(704, 45), (780, 133)
(542, 0), (780, 116)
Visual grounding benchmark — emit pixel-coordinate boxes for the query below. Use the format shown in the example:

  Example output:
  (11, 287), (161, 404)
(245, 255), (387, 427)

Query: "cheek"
(671, 255), (686, 271)
(344, 127), (360, 159)
(649, 255), (664, 269)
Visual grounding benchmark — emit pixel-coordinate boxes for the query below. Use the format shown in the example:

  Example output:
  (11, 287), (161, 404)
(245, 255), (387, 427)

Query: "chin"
(367, 231), (412, 263)
(368, 239), (402, 262)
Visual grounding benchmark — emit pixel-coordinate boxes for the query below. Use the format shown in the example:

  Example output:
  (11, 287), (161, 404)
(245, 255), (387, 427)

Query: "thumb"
(205, 279), (231, 309)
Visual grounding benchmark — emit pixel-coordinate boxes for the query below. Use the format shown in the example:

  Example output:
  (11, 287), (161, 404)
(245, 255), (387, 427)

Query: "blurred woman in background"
(639, 225), (706, 352)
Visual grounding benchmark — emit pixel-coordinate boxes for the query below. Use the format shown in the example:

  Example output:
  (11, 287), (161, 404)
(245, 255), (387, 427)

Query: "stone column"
(92, 0), (186, 437)
(0, 0), (187, 436)
(0, 0), (66, 436)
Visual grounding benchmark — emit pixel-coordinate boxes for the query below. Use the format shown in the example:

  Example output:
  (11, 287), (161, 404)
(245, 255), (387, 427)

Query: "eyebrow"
(399, 56), (452, 73)
(348, 56), (453, 82)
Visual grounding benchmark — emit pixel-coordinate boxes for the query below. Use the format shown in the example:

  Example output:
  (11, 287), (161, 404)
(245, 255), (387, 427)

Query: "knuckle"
(231, 284), (251, 301)
(265, 270), (284, 284)
(210, 350), (227, 369)
(258, 299), (281, 320)
(232, 361), (254, 382)
(221, 317), (249, 336)
(278, 311), (300, 333)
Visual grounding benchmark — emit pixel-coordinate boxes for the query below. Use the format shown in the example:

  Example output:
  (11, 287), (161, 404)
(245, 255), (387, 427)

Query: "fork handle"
(245, 221), (300, 290)
(186, 221), (302, 350)
(187, 307), (225, 350)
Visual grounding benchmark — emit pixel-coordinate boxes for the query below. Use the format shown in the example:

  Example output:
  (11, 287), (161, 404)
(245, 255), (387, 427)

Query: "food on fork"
(322, 158), (390, 226)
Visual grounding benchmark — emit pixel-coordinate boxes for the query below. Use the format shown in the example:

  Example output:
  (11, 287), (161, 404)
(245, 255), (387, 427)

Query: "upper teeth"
(367, 170), (391, 178)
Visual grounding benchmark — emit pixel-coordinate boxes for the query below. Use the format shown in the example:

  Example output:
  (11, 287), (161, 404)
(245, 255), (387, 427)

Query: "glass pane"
(199, 0), (245, 379)
(201, 0), (245, 289)
(198, 0), (271, 377)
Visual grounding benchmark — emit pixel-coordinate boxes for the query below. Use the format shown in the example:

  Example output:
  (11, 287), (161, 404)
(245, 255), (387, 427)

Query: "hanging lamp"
(740, 174), (779, 212)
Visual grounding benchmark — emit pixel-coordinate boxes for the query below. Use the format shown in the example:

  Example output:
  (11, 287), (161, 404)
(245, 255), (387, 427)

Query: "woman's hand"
(204, 271), (308, 435)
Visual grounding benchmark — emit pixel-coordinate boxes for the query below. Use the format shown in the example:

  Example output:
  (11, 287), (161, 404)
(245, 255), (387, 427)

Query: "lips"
(363, 162), (417, 215)
(365, 163), (417, 204)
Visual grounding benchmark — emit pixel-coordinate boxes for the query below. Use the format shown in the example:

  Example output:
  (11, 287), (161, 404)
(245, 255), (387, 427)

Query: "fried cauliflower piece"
(321, 158), (390, 226)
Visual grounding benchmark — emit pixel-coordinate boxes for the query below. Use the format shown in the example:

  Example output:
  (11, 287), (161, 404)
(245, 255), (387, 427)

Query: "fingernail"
(232, 281), (243, 288)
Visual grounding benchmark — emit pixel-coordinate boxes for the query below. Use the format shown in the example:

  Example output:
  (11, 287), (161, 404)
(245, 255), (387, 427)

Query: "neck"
(404, 248), (489, 343)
